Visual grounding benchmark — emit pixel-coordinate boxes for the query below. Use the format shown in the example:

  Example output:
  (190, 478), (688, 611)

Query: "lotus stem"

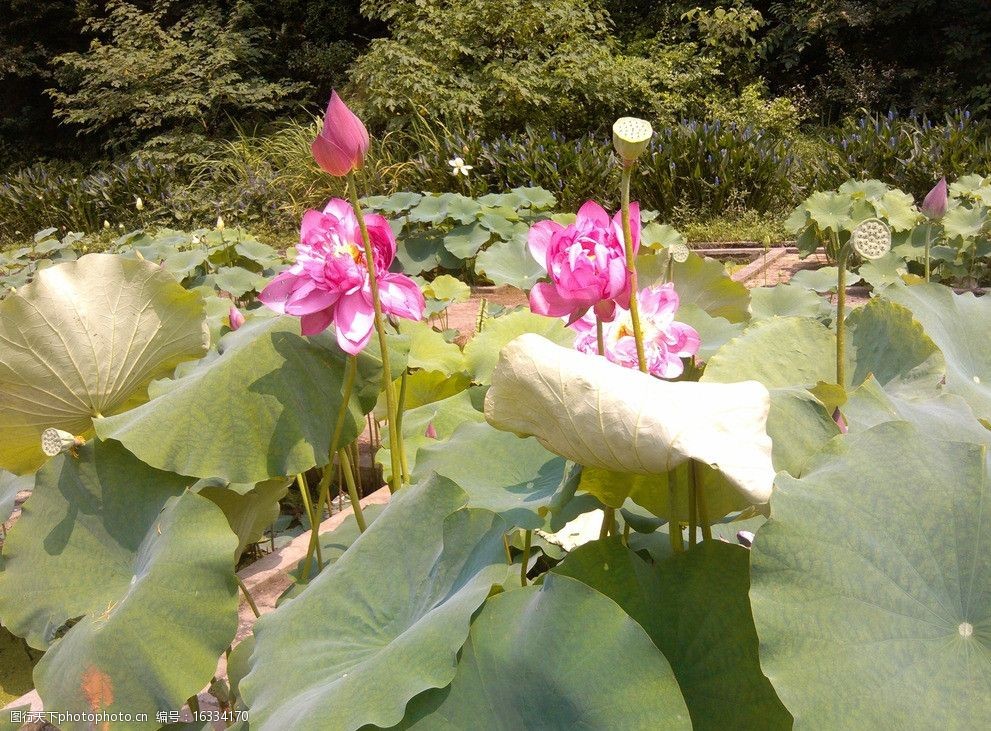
(396, 369), (411, 484)
(338, 448), (367, 532)
(668, 478), (684, 553)
(503, 534), (513, 564)
(693, 460), (712, 542)
(688, 472), (698, 548)
(348, 183), (402, 492)
(236, 575), (261, 619)
(596, 316), (605, 356)
(620, 163), (647, 373)
(599, 507), (615, 539)
(297, 473), (323, 582)
(924, 226), (932, 282)
(520, 529), (533, 586)
(317, 355), (359, 523)
(622, 522), (630, 547)
(836, 246), (848, 387)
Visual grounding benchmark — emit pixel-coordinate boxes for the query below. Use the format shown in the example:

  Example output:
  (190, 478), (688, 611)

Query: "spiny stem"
(348, 183), (402, 492)
(236, 575), (260, 619)
(338, 448), (367, 532)
(520, 529), (533, 586)
(620, 163), (647, 374)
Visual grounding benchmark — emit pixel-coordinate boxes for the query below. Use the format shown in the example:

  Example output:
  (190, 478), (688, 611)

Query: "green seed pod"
(612, 117), (653, 162)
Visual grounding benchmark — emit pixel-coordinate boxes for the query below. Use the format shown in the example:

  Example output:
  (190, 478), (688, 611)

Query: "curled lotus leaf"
(0, 253), (209, 474)
(484, 334), (775, 505)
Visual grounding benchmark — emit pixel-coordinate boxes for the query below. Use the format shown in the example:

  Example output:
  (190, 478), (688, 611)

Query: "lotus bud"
(228, 306), (245, 331)
(217, 216), (225, 232)
(612, 117), (653, 163)
(311, 91), (370, 177)
(921, 177), (948, 219)
(424, 422), (438, 439)
(41, 428), (83, 457)
(135, 196), (144, 211)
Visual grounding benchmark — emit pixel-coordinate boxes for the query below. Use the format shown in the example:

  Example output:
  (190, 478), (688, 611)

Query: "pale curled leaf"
(484, 334), (775, 504)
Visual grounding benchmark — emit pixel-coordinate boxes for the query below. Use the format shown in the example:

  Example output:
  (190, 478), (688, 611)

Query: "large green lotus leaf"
(485, 334), (775, 505)
(555, 540), (790, 730)
(194, 478), (291, 560)
(0, 441), (235, 651)
(391, 574), (690, 730)
(240, 476), (507, 731)
(0, 470), (31, 524)
(32, 490), (238, 728)
(638, 252), (750, 322)
(0, 627), (40, 706)
(703, 300), (944, 396)
(842, 375), (991, 446)
(475, 237), (544, 290)
(750, 423), (991, 729)
(883, 283), (991, 420)
(464, 309), (572, 384)
(749, 284), (828, 321)
(764, 388), (840, 476)
(443, 222), (491, 259)
(95, 316), (384, 483)
(397, 319), (465, 374)
(412, 421), (574, 529)
(376, 389), (485, 483)
(0, 253), (209, 474)
(213, 266), (268, 298)
(674, 305), (745, 362)
(395, 231), (460, 274)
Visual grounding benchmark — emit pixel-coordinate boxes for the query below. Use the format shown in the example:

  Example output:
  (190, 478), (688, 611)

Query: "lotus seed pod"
(669, 242), (690, 263)
(612, 117), (653, 162)
(851, 218), (891, 260)
(41, 428), (81, 457)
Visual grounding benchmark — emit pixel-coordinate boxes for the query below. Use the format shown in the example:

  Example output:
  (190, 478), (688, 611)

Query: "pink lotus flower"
(258, 198), (425, 354)
(424, 422), (438, 439)
(528, 200), (639, 323)
(570, 283), (700, 379)
(311, 91), (369, 177)
(228, 306), (245, 331)
(921, 177), (948, 219)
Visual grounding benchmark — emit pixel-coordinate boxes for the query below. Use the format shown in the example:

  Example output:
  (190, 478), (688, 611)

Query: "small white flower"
(448, 157), (473, 176)
(135, 196), (144, 211)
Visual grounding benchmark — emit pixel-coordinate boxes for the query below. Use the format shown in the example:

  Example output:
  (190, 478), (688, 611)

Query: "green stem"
(923, 226), (932, 282)
(503, 533), (513, 564)
(622, 522), (630, 548)
(236, 575), (260, 619)
(348, 183), (402, 493)
(620, 163), (647, 374)
(396, 369), (410, 484)
(297, 473), (323, 582)
(693, 460), (712, 542)
(668, 477), (684, 553)
(599, 507), (615, 539)
(595, 316), (605, 356)
(187, 695), (200, 716)
(520, 530), (532, 586)
(688, 469), (698, 548)
(338, 448), (367, 532)
(836, 247), (847, 387)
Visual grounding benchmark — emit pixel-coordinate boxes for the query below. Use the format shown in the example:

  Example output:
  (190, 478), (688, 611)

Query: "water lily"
(258, 198), (424, 354)
(311, 91), (370, 177)
(921, 177), (948, 219)
(528, 200), (639, 323)
(228, 306), (245, 331)
(448, 157), (473, 176)
(571, 283), (700, 379)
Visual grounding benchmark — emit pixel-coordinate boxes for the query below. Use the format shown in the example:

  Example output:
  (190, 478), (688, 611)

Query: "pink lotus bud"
(921, 177), (948, 219)
(424, 422), (438, 439)
(311, 91), (369, 177)
(228, 306), (245, 331)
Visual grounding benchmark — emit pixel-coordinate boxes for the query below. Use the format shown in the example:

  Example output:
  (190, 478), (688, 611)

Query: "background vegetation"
(2, 0), (990, 243)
